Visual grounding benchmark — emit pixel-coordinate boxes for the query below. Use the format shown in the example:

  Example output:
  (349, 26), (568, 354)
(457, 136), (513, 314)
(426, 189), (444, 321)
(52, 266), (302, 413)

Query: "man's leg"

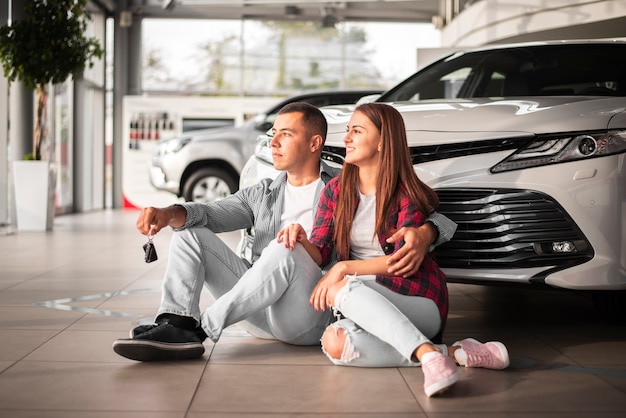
(113, 227), (270, 361)
(201, 241), (331, 345)
(157, 227), (272, 338)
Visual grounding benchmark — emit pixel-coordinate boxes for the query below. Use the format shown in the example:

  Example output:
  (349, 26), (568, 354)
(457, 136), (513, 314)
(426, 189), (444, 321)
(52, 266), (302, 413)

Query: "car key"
(143, 235), (158, 263)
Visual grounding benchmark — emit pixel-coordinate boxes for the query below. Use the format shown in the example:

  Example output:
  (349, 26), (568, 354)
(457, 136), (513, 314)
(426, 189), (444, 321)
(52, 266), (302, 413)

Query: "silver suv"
(148, 89), (382, 202)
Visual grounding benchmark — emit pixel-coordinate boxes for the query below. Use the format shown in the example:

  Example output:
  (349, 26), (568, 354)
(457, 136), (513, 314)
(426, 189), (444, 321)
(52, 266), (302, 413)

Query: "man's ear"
(311, 134), (323, 152)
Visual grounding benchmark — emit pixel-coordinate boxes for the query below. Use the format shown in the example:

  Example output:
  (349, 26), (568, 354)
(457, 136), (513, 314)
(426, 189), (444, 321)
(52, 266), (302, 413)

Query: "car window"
(379, 44), (626, 102)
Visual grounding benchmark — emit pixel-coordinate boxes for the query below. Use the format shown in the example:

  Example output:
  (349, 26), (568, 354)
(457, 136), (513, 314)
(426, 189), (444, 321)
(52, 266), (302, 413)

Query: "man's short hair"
(278, 102), (328, 143)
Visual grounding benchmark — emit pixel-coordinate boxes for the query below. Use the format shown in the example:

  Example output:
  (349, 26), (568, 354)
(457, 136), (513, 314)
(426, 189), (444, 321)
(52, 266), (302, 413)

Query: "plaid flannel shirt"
(309, 177), (449, 322)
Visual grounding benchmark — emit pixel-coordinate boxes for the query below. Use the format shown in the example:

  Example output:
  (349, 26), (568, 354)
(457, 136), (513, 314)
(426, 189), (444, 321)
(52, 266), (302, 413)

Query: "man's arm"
(385, 212), (457, 277)
(173, 178), (272, 233)
(424, 211), (457, 250)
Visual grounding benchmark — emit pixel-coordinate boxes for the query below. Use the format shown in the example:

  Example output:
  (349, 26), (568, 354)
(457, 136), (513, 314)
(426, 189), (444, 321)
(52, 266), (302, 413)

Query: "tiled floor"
(0, 209), (625, 417)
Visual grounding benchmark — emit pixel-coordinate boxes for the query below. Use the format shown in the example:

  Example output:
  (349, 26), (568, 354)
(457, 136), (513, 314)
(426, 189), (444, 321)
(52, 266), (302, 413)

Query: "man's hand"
(276, 223), (308, 250)
(385, 223), (436, 277)
(136, 205), (187, 236)
(276, 223), (323, 266)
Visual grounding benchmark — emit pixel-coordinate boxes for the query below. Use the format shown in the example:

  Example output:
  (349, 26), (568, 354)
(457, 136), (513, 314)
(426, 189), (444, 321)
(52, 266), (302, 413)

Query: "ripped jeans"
(158, 228), (332, 345)
(322, 276), (447, 367)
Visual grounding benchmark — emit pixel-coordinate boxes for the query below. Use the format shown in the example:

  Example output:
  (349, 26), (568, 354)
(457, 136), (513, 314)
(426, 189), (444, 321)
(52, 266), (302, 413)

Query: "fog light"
(552, 241), (577, 253)
(534, 241), (579, 255)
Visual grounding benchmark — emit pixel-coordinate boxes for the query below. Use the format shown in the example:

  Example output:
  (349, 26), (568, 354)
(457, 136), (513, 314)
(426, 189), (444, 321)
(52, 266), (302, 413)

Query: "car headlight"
(491, 130), (626, 173)
(156, 137), (192, 156)
(254, 134), (273, 164)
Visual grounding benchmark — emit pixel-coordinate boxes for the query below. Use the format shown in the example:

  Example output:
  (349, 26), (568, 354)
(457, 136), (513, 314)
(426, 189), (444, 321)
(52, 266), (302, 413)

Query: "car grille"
(434, 188), (593, 271)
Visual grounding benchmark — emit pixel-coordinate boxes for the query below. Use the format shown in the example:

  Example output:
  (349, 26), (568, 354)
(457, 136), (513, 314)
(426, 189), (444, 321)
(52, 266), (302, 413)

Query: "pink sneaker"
(453, 338), (509, 369)
(421, 352), (461, 397)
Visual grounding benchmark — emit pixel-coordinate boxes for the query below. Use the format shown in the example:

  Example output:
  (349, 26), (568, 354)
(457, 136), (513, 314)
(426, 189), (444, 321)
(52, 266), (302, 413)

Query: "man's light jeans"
(157, 227), (332, 345)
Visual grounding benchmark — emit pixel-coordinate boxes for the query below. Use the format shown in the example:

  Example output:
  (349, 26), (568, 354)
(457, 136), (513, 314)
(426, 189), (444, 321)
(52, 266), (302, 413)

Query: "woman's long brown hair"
(334, 103), (439, 260)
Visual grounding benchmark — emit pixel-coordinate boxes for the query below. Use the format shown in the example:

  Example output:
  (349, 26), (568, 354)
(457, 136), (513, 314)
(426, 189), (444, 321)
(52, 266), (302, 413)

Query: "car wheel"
(592, 291), (626, 323)
(182, 167), (238, 203)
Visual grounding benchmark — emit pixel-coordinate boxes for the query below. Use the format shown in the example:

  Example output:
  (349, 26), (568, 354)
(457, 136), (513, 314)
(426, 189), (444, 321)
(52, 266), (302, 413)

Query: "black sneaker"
(113, 323), (205, 361)
(129, 314), (207, 339)
(129, 323), (157, 338)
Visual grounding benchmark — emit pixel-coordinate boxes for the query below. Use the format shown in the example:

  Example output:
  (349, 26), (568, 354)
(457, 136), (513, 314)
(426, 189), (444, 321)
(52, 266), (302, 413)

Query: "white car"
(239, 40), (626, 322)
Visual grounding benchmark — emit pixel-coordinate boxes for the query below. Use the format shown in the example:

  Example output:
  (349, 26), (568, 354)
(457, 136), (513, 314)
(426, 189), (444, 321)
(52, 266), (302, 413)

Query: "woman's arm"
(333, 257), (391, 277)
(309, 256), (392, 312)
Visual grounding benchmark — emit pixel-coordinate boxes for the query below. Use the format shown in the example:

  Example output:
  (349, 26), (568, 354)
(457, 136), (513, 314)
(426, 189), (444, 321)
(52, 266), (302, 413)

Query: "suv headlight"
(254, 134), (273, 164)
(491, 130), (626, 173)
(156, 137), (192, 156)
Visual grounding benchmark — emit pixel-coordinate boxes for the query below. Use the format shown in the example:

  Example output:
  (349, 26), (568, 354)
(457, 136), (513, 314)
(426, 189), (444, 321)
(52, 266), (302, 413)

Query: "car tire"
(182, 167), (238, 203)
(592, 290), (626, 324)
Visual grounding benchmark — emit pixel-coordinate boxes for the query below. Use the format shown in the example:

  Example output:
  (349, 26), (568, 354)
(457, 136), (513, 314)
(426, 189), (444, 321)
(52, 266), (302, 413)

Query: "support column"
(112, 2), (142, 208)
(0, 1), (8, 227)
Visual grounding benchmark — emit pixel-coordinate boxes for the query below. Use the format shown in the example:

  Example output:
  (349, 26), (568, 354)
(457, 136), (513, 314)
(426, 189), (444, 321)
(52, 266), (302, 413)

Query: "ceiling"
(102, 1), (441, 25)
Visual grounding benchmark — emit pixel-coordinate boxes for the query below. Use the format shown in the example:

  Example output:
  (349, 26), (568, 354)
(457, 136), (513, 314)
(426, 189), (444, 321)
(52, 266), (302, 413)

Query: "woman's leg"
(321, 277), (445, 367)
(323, 278), (509, 371)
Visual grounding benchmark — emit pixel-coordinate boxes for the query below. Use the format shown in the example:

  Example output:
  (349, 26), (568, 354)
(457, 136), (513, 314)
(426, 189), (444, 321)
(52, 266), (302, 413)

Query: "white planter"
(13, 160), (56, 231)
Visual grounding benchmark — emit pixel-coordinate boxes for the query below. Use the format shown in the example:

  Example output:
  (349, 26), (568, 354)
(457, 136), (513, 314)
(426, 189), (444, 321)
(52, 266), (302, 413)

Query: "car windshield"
(379, 43), (626, 102)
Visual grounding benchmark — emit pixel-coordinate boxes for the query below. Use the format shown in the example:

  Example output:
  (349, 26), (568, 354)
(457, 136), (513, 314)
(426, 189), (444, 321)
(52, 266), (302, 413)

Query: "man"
(113, 102), (456, 361)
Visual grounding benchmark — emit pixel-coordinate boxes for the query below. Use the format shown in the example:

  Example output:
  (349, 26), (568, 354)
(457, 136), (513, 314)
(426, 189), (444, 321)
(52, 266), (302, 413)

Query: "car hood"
(322, 97), (626, 146)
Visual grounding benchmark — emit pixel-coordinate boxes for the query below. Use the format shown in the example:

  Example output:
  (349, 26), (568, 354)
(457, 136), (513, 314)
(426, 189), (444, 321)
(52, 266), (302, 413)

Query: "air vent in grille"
(434, 188), (593, 269)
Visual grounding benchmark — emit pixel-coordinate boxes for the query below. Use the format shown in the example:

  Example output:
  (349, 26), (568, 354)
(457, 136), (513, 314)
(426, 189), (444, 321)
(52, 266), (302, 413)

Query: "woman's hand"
(309, 263), (348, 312)
(276, 223), (308, 250)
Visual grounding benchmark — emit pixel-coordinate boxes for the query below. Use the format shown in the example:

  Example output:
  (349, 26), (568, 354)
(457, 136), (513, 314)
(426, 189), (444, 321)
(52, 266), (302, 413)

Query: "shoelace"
(465, 345), (495, 367)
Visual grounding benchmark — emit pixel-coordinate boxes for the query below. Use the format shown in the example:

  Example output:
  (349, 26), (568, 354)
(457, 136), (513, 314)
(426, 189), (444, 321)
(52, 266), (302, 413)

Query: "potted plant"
(0, 0), (103, 230)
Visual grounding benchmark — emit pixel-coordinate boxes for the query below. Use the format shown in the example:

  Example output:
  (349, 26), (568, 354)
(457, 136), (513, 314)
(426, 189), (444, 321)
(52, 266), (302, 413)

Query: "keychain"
(143, 235), (158, 263)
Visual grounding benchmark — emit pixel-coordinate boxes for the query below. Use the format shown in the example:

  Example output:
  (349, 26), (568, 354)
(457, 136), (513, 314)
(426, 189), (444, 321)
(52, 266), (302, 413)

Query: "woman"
(277, 103), (509, 397)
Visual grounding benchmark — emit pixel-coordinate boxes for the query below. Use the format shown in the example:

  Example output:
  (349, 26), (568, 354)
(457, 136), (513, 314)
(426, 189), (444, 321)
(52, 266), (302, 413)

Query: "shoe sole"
(424, 367), (461, 397)
(113, 339), (205, 362)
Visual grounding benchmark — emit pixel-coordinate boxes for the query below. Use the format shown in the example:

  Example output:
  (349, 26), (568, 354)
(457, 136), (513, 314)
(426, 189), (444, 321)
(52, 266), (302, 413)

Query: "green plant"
(0, 0), (103, 160)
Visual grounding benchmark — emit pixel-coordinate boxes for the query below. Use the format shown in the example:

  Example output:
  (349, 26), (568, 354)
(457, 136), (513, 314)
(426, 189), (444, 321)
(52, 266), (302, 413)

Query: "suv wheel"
(182, 167), (238, 203)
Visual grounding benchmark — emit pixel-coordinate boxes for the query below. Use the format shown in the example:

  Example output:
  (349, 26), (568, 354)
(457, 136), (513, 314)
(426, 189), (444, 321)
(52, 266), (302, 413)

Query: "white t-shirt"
(350, 191), (385, 260)
(280, 178), (322, 235)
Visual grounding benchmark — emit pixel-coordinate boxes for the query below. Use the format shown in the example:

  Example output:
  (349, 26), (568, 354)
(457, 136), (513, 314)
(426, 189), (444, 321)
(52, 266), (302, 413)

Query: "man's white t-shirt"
(280, 178), (322, 235)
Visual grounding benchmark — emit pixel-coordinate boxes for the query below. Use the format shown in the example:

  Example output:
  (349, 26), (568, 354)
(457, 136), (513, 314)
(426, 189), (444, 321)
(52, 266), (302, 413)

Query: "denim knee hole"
(321, 323), (359, 364)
